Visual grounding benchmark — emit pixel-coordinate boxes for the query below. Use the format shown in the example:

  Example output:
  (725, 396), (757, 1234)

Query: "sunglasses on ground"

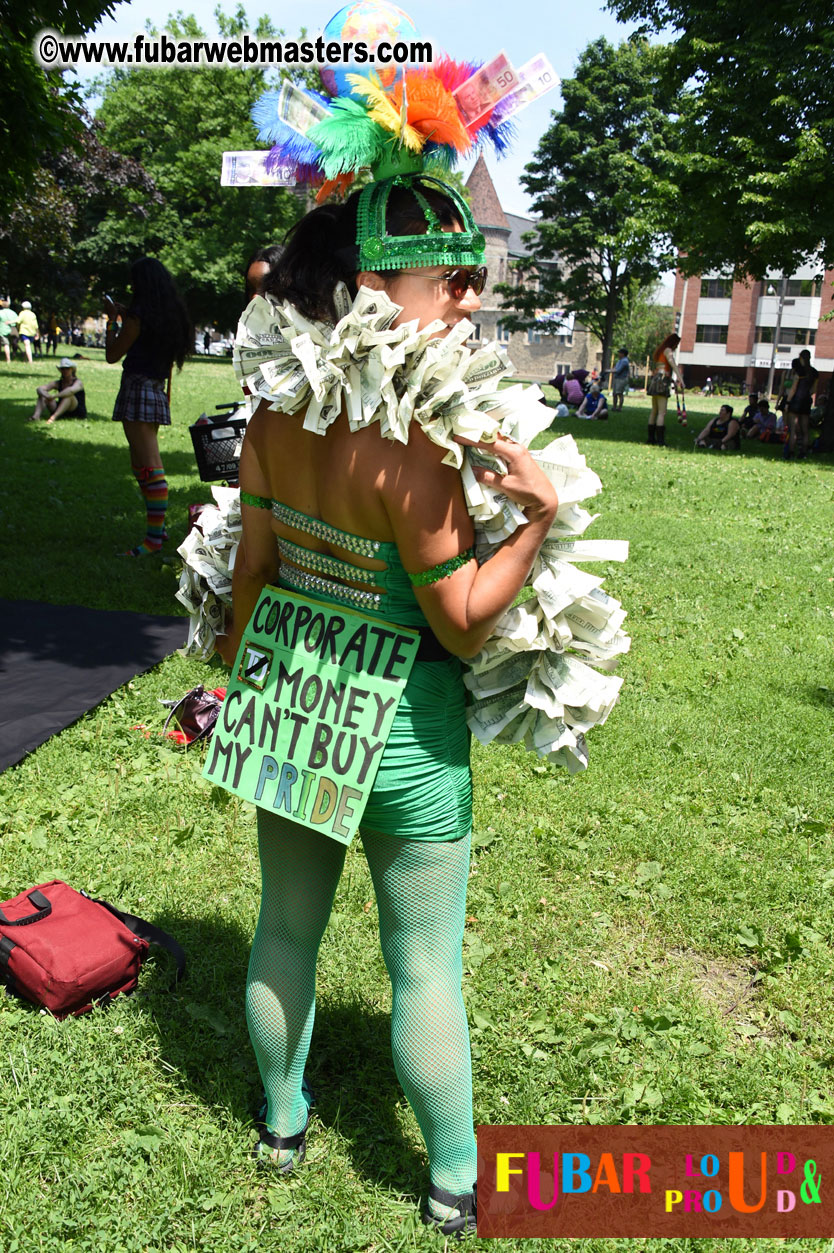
(400, 267), (489, 299)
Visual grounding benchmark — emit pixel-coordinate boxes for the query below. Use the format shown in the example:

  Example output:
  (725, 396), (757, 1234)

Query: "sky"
(72, 0), (639, 217)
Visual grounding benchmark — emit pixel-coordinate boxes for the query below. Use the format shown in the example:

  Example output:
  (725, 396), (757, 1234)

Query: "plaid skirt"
(112, 372), (171, 426)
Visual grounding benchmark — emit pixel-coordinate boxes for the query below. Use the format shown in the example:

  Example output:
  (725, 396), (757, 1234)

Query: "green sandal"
(422, 1182), (477, 1237)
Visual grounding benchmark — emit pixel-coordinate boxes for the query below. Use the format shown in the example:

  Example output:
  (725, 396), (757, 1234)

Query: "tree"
(92, 7), (307, 329)
(0, 110), (160, 323)
(0, 0), (118, 205)
(497, 38), (677, 377)
(612, 279), (674, 373)
(606, 0), (834, 278)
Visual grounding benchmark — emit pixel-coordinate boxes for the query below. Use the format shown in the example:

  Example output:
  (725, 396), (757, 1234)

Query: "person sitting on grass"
(744, 398), (777, 441)
(576, 383), (609, 420)
(563, 370), (587, 407)
(28, 358), (87, 423)
(738, 390), (760, 436)
(695, 403), (740, 450)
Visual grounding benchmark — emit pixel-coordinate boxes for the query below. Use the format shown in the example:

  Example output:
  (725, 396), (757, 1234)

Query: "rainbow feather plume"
(260, 119), (323, 176)
(391, 70), (471, 154)
(476, 102), (518, 158)
(251, 87), (332, 144)
(307, 98), (391, 179)
(346, 73), (423, 152)
(432, 54), (481, 94)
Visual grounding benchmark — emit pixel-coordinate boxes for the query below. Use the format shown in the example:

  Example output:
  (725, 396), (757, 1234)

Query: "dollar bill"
(275, 81), (331, 135)
(453, 51), (521, 128)
(467, 680), (529, 744)
(533, 560), (603, 620)
(497, 54), (560, 121)
(220, 151), (297, 187)
(540, 537), (629, 563)
(463, 649), (537, 697)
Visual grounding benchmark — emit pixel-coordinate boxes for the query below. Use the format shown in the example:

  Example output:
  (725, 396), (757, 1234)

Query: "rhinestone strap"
(408, 547), (475, 587)
(240, 490), (271, 510)
(272, 501), (383, 559)
(280, 563), (384, 612)
(277, 535), (380, 586)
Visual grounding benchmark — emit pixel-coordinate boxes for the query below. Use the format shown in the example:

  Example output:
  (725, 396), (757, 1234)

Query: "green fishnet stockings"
(247, 810), (477, 1194)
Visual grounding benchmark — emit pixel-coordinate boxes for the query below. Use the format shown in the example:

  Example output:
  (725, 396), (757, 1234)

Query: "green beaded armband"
(408, 547), (474, 587)
(240, 490), (271, 510)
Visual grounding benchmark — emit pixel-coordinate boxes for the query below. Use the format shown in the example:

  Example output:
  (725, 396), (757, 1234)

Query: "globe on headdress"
(319, 0), (420, 98)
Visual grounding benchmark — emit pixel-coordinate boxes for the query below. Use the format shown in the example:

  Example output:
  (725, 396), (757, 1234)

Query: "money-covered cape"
(177, 284), (629, 772)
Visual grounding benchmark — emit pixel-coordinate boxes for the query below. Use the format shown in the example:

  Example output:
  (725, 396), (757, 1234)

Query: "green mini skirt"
(359, 654), (472, 842)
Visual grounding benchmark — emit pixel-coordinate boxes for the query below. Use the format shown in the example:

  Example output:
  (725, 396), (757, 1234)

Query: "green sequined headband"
(356, 170), (486, 273)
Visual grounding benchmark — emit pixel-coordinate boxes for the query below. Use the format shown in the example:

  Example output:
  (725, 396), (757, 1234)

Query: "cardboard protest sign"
(204, 588), (419, 845)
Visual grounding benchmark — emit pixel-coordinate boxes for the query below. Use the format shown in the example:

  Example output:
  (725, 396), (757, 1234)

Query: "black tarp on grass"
(0, 600), (187, 771)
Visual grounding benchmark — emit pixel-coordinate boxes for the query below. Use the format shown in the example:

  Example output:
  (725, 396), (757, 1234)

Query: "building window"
(756, 326), (816, 346)
(553, 361), (572, 376)
(496, 323), (511, 342)
(702, 277), (734, 299)
(784, 277), (823, 298)
(695, 324), (728, 343)
(498, 258), (505, 282)
(527, 328), (542, 345)
(556, 331), (573, 347)
(468, 322), (481, 341)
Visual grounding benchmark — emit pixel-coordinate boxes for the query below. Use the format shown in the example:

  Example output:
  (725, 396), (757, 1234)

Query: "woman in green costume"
(218, 176), (557, 1234)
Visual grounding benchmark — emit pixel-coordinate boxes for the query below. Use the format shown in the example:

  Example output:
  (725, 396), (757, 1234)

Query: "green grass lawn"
(1, 356), (833, 1252)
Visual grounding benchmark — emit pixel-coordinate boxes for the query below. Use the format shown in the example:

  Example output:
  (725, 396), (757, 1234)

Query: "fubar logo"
(477, 1125), (832, 1237)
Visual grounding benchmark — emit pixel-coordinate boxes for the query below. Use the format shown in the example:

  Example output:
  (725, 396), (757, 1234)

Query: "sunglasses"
(399, 266), (488, 300)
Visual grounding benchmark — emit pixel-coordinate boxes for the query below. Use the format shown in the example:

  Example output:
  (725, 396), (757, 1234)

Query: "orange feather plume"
(393, 70), (472, 154)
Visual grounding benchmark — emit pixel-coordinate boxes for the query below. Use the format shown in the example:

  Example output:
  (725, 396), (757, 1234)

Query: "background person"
(216, 179), (558, 1235)
(610, 347), (630, 410)
(563, 369), (587, 408)
(577, 382), (609, 420)
(45, 314), (60, 356)
(695, 403), (740, 450)
(244, 244), (283, 302)
(16, 301), (39, 364)
(0, 299), (17, 364)
(784, 348), (818, 459)
(28, 358), (86, 422)
(104, 257), (191, 556)
(738, 390), (760, 436)
(744, 398), (777, 441)
(646, 332), (685, 446)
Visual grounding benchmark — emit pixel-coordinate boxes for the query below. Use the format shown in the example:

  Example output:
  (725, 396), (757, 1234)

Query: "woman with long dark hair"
(647, 332), (685, 445)
(784, 348), (818, 459)
(216, 178), (558, 1234)
(105, 257), (191, 555)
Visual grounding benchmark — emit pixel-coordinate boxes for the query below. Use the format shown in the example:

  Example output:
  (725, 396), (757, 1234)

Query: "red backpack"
(0, 880), (186, 1018)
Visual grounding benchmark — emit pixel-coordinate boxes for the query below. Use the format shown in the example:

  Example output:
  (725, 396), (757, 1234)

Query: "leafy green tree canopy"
(612, 279), (674, 370)
(0, 0), (119, 204)
(607, 0), (834, 276)
(93, 6), (305, 329)
(498, 37), (677, 375)
(0, 109), (160, 321)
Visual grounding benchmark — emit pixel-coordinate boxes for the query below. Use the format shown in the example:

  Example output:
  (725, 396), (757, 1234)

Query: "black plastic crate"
(190, 412), (247, 482)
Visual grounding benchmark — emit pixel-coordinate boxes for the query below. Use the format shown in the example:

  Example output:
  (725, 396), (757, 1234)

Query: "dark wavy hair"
(128, 257), (192, 371)
(265, 183), (463, 322)
(244, 244), (284, 301)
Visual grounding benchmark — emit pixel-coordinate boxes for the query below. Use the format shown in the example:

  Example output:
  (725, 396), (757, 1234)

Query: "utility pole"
(766, 275), (788, 400)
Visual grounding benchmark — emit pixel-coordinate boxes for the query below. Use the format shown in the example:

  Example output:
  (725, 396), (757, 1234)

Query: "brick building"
(464, 156), (601, 382)
(674, 262), (834, 394)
